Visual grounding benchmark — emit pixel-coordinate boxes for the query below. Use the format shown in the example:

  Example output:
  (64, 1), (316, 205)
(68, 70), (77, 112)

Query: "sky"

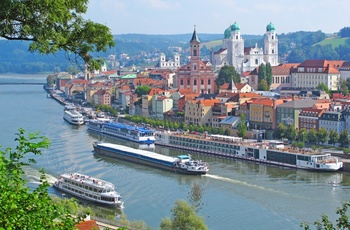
(85, 0), (350, 35)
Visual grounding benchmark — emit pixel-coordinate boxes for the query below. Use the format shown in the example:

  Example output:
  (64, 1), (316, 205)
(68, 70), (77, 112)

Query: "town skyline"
(86, 0), (349, 35)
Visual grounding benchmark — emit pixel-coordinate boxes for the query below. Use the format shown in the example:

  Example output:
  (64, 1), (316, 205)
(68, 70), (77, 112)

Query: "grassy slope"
(315, 37), (350, 48)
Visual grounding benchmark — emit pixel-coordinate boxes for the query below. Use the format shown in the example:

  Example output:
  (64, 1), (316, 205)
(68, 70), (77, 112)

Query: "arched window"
(272, 49), (274, 54)
(193, 49), (197, 56)
(255, 59), (258, 65)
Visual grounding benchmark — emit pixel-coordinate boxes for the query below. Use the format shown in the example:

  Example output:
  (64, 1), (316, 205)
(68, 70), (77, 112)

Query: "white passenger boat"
(54, 173), (123, 208)
(155, 132), (343, 172)
(87, 119), (156, 144)
(63, 104), (84, 125)
(93, 142), (209, 175)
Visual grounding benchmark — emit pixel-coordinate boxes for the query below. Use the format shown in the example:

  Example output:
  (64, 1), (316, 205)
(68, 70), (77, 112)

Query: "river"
(0, 73), (349, 230)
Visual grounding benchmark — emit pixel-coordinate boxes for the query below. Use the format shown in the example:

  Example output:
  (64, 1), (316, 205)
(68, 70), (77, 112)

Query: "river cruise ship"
(63, 104), (84, 125)
(54, 173), (123, 208)
(93, 142), (209, 175)
(87, 120), (156, 144)
(155, 132), (343, 171)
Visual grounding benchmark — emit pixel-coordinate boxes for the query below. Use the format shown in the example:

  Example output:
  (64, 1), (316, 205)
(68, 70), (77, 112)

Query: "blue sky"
(85, 0), (349, 35)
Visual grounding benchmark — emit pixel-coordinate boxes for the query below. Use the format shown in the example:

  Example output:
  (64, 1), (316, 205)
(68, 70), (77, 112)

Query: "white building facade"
(211, 22), (279, 73)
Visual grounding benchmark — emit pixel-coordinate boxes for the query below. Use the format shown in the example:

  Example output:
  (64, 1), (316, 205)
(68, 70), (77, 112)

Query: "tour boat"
(54, 173), (123, 208)
(87, 119), (156, 144)
(155, 132), (343, 172)
(93, 142), (209, 175)
(63, 104), (84, 125)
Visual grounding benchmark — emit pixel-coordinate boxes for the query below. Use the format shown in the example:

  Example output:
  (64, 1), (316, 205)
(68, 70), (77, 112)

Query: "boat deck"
(98, 143), (176, 163)
(61, 173), (114, 189)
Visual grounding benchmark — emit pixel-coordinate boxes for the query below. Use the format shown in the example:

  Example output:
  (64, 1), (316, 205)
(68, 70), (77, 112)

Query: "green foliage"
(307, 129), (318, 144)
(339, 129), (350, 147)
(285, 125), (297, 141)
(316, 83), (331, 95)
(0, 0), (115, 71)
(135, 85), (152, 97)
(328, 129), (340, 145)
(160, 200), (208, 230)
(46, 74), (56, 86)
(237, 114), (247, 139)
(273, 123), (286, 139)
(339, 27), (350, 38)
(0, 128), (82, 229)
(317, 127), (329, 144)
(298, 128), (308, 143)
(257, 79), (269, 91)
(301, 202), (350, 230)
(215, 65), (240, 88)
(224, 128), (231, 136)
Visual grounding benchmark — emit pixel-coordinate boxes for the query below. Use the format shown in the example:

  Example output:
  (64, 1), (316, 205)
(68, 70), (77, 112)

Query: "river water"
(1, 73), (350, 230)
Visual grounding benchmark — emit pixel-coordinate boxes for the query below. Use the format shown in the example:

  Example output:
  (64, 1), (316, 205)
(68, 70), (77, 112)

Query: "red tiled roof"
(75, 220), (100, 230)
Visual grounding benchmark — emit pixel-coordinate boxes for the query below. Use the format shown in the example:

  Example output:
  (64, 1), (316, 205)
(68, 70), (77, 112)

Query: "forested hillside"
(0, 28), (349, 74)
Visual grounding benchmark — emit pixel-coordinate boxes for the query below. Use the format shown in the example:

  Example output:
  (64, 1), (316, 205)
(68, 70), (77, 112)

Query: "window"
(208, 79), (211, 84)
(255, 59), (258, 65)
(194, 80), (197, 85)
(180, 79), (183, 85)
(201, 79), (204, 85)
(193, 49), (197, 56)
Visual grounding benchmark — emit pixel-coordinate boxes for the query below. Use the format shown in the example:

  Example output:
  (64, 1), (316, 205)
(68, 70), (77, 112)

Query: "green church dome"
(266, 22), (276, 32)
(231, 22), (240, 32)
(224, 27), (231, 38)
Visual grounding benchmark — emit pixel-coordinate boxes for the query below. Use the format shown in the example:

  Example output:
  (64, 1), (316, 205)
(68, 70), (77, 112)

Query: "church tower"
(228, 22), (244, 72)
(176, 26), (216, 93)
(264, 22), (279, 66)
(190, 26), (201, 76)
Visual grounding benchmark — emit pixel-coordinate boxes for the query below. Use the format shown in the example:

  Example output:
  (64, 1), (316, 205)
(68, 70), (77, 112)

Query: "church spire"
(190, 25), (200, 43)
(228, 78), (237, 93)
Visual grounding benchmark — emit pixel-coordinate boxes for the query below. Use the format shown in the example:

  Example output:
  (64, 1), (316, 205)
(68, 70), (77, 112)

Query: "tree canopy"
(215, 65), (240, 88)
(0, 128), (83, 229)
(160, 200), (208, 230)
(0, 0), (115, 71)
(135, 85), (152, 97)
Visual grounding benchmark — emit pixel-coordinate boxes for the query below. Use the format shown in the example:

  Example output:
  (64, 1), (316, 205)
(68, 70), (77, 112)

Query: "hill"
(315, 37), (350, 49)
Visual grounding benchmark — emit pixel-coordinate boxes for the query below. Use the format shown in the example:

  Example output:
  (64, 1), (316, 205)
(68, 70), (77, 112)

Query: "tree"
(135, 85), (152, 97)
(298, 128), (308, 143)
(273, 123), (286, 139)
(257, 79), (269, 91)
(307, 129), (318, 144)
(328, 129), (339, 145)
(215, 65), (240, 87)
(285, 125), (297, 142)
(0, 0), (115, 71)
(258, 63), (266, 82)
(0, 128), (83, 229)
(224, 128), (231, 136)
(46, 74), (56, 86)
(316, 83), (331, 95)
(316, 127), (329, 144)
(265, 62), (273, 87)
(301, 202), (350, 229)
(339, 27), (350, 38)
(339, 129), (350, 147)
(236, 114), (247, 139)
(160, 200), (208, 230)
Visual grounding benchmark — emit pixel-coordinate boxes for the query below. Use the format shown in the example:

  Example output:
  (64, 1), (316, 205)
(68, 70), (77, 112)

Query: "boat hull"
(93, 143), (208, 175)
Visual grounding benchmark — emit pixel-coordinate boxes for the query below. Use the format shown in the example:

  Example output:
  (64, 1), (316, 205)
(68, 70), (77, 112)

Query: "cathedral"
(211, 22), (279, 73)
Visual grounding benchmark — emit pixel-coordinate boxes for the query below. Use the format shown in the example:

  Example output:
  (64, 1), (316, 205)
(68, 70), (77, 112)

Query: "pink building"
(176, 27), (216, 94)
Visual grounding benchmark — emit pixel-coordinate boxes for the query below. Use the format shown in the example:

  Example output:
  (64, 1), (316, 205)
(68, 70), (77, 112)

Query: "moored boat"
(93, 142), (209, 175)
(63, 104), (84, 125)
(155, 132), (343, 171)
(54, 173), (123, 208)
(87, 119), (156, 144)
